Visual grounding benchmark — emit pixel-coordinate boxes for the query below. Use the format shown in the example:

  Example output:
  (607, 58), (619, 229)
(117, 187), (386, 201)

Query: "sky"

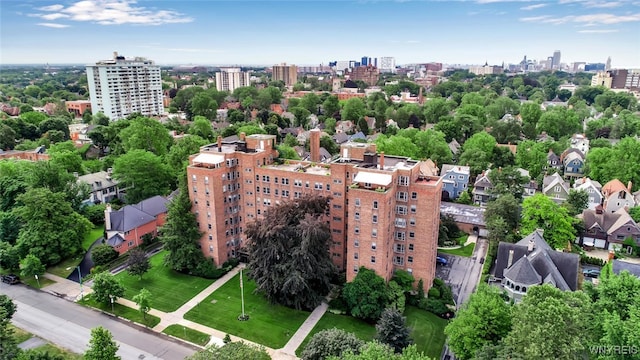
(1, 0), (639, 68)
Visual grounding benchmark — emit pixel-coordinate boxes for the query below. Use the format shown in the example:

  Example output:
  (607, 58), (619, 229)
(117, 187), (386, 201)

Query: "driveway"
(436, 238), (488, 307)
(67, 237), (103, 283)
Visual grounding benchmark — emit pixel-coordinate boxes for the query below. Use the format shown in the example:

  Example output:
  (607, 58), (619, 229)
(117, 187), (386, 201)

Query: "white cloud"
(585, 1), (623, 8)
(520, 12), (640, 24)
(32, 0), (192, 26)
(40, 13), (69, 20)
(578, 28), (620, 32)
(37, 4), (64, 11)
(521, 3), (547, 10)
(37, 22), (70, 28)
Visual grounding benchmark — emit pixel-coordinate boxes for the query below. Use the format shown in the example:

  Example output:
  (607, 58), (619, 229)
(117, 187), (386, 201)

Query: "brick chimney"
(379, 151), (385, 170)
(105, 204), (112, 231)
(628, 181), (633, 192)
(507, 249), (514, 268)
(310, 129), (321, 162)
(217, 135), (222, 152)
(240, 132), (246, 141)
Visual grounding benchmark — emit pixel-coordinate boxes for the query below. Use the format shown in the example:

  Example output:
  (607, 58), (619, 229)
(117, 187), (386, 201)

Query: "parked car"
(436, 256), (448, 266)
(1, 274), (20, 285)
(583, 269), (600, 278)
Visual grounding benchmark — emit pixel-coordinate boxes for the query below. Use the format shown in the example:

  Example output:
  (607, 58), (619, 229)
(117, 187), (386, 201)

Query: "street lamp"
(110, 295), (115, 313)
(34, 274), (40, 288)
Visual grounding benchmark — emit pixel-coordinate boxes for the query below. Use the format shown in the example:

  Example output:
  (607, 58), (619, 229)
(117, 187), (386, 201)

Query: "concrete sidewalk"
(280, 302), (328, 356)
(42, 272), (93, 301)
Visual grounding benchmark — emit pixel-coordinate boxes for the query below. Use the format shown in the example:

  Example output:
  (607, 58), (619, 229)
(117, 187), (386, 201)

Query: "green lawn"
(10, 325), (33, 344)
(79, 294), (161, 328)
(22, 276), (55, 289)
(163, 324), (211, 346)
(31, 344), (83, 360)
(296, 312), (376, 356)
(184, 272), (310, 349)
(47, 255), (84, 278)
(405, 306), (448, 359)
(83, 225), (105, 250)
(114, 250), (214, 312)
(439, 242), (475, 257)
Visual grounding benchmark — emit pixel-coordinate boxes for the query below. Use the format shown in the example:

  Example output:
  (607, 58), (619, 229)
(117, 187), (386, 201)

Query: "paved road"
(437, 238), (488, 360)
(2, 284), (197, 360)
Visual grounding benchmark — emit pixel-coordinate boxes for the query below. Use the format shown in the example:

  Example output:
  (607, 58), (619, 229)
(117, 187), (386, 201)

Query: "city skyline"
(1, 0), (639, 67)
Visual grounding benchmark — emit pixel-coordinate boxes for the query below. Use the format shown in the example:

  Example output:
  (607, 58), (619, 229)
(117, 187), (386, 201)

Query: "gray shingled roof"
(109, 206), (156, 233)
(132, 195), (169, 217)
(504, 256), (542, 285)
(106, 233), (124, 246)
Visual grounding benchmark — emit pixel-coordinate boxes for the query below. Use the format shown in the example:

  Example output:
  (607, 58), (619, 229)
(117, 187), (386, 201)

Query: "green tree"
(586, 138), (640, 192)
(49, 150), (83, 174)
(300, 93), (321, 114)
(17, 350), (66, 360)
(302, 328), (364, 360)
(158, 182), (213, 277)
(0, 307), (19, 360)
(484, 193), (520, 233)
(91, 245), (119, 267)
(413, 130), (452, 164)
(504, 285), (594, 360)
(515, 140), (548, 179)
(536, 107), (581, 140)
(132, 288), (151, 320)
(190, 92), (218, 120)
(275, 145), (300, 160)
(423, 98), (450, 124)
(289, 107), (312, 128)
(564, 189), (589, 216)
(375, 308), (412, 353)
(14, 188), (91, 265)
(246, 195), (336, 310)
(84, 326), (120, 360)
(342, 98), (366, 122)
(0, 124), (16, 151)
(119, 116), (172, 156)
(0, 295), (17, 319)
(186, 341), (271, 360)
(112, 150), (174, 204)
(521, 194), (576, 250)
(630, 207), (640, 223)
(91, 272), (125, 305)
(323, 95), (340, 118)
(166, 135), (208, 175)
(342, 267), (390, 322)
(488, 167), (528, 200)
(444, 285), (512, 360)
(332, 342), (432, 360)
(189, 116), (214, 141)
(126, 248), (151, 280)
(19, 254), (45, 281)
(375, 135), (419, 159)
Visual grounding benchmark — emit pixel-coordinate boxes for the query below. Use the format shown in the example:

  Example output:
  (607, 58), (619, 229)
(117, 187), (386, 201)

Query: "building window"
(407, 256), (413, 263)
(354, 266), (359, 273)
(373, 201), (378, 209)
(371, 256), (376, 263)
(192, 175), (197, 182)
(396, 192), (408, 202)
(372, 229), (377, 237)
(395, 244), (405, 253)
(408, 243), (414, 251)
(395, 231), (405, 241)
(354, 240), (359, 247)
(410, 205), (417, 214)
(411, 192), (417, 200)
(371, 242), (377, 250)
(395, 218), (406, 228)
(208, 224), (212, 229)
(398, 176), (409, 186)
(354, 212), (360, 220)
(354, 227), (360, 234)
(393, 256), (404, 266)
(409, 218), (416, 226)
(372, 215), (378, 223)
(354, 253), (359, 260)
(395, 205), (408, 215)
(355, 198), (361, 207)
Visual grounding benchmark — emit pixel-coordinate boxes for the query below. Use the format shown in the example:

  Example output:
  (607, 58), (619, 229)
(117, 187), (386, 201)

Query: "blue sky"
(1, 0), (639, 67)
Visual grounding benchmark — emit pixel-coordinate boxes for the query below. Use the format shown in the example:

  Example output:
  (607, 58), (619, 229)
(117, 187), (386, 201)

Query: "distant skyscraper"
(379, 57), (396, 73)
(552, 50), (561, 70)
(86, 51), (163, 120)
(215, 68), (250, 92)
(605, 56), (612, 70)
(361, 56), (369, 66)
(272, 63), (298, 86)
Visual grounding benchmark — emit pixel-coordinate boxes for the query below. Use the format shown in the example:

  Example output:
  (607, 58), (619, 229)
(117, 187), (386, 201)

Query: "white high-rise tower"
(86, 52), (163, 121)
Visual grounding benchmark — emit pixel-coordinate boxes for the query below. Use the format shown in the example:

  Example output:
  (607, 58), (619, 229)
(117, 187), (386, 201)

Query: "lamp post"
(35, 274), (40, 288)
(78, 266), (84, 300)
(110, 295), (114, 313)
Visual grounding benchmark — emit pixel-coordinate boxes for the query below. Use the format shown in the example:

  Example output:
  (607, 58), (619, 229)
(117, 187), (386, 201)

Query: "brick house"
(578, 205), (640, 250)
(104, 195), (169, 254)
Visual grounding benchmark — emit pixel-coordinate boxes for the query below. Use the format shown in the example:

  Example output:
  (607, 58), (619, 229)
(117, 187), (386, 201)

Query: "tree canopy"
(521, 194), (576, 250)
(246, 195), (336, 310)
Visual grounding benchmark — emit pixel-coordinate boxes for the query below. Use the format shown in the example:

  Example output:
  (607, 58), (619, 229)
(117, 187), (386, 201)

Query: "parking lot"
(436, 238), (488, 307)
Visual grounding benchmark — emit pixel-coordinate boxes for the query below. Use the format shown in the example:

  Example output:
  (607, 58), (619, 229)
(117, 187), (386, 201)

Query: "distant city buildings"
(469, 62), (503, 75)
(347, 65), (380, 86)
(591, 69), (640, 90)
(272, 63), (298, 86)
(379, 57), (396, 73)
(215, 68), (250, 92)
(86, 52), (163, 120)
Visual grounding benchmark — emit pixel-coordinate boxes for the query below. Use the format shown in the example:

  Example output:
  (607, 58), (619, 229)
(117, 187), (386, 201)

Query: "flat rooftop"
(440, 201), (486, 226)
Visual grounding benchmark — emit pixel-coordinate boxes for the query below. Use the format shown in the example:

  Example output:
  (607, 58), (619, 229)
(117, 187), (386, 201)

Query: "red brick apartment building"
(187, 130), (442, 287)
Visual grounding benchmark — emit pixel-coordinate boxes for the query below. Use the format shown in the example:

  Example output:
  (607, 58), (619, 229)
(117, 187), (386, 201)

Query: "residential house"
(333, 133), (350, 145)
(546, 149), (561, 171)
(440, 165), (470, 201)
(574, 178), (603, 210)
(542, 172), (571, 204)
(537, 132), (554, 143)
(570, 134), (590, 155)
(493, 229), (580, 302)
(602, 179), (636, 214)
(104, 195), (169, 255)
(561, 148), (586, 178)
(335, 120), (355, 134)
(440, 202), (487, 237)
(579, 206), (640, 250)
(77, 169), (124, 205)
(472, 170), (493, 206)
(496, 143), (517, 156)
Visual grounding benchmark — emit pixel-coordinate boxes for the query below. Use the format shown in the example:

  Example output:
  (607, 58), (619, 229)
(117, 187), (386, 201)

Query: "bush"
(420, 298), (449, 316)
(580, 254), (605, 266)
(328, 294), (349, 313)
(301, 328), (364, 360)
(82, 204), (107, 225)
(428, 287), (441, 299)
(91, 244), (119, 266)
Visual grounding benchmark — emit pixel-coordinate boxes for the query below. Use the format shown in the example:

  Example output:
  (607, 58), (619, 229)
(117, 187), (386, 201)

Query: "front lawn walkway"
(184, 272), (310, 349)
(79, 294), (161, 328)
(114, 250), (214, 312)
